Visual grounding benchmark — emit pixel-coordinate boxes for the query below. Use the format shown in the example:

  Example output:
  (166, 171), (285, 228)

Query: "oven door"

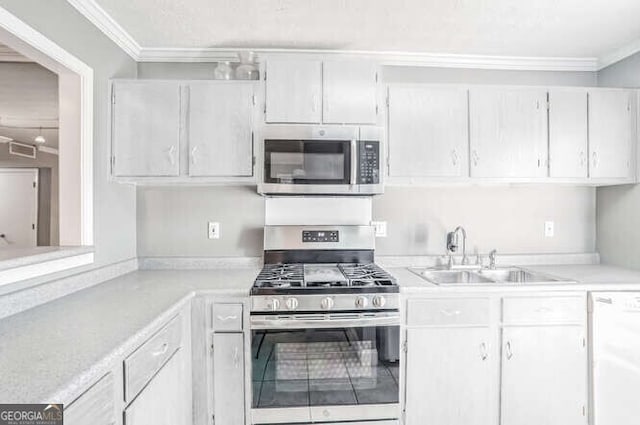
(250, 313), (401, 424)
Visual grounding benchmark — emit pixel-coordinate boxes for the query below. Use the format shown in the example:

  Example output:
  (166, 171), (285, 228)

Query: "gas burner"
(255, 264), (304, 287)
(339, 263), (396, 286)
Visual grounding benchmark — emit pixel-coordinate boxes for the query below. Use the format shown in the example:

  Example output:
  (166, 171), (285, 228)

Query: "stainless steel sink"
(412, 269), (494, 285)
(410, 266), (570, 285)
(477, 268), (562, 283)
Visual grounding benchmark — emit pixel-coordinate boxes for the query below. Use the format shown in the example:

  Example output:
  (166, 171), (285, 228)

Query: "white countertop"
(2, 262), (640, 406)
(0, 268), (258, 405)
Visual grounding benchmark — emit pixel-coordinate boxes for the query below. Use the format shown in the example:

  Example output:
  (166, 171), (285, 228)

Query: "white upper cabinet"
(188, 82), (255, 177)
(501, 326), (587, 425)
(549, 89), (588, 178)
(265, 59), (322, 123)
(469, 88), (548, 178)
(588, 89), (636, 180)
(112, 81), (181, 177)
(265, 58), (379, 124)
(388, 85), (468, 178)
(323, 60), (378, 124)
(405, 327), (495, 425)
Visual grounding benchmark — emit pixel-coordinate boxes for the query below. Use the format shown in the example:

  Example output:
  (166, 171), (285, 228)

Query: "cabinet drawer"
(212, 303), (243, 332)
(408, 298), (490, 326)
(65, 373), (115, 425)
(502, 296), (585, 325)
(124, 315), (182, 402)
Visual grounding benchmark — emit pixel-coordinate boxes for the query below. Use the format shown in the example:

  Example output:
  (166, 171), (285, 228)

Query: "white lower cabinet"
(404, 294), (587, 425)
(500, 326), (587, 425)
(212, 333), (245, 425)
(125, 349), (190, 425)
(405, 327), (494, 425)
(65, 373), (116, 425)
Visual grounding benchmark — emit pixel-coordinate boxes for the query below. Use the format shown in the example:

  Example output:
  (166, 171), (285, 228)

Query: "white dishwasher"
(590, 292), (640, 425)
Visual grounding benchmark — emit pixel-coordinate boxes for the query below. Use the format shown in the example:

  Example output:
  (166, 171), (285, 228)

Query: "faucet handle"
(446, 232), (458, 253)
(488, 249), (498, 269)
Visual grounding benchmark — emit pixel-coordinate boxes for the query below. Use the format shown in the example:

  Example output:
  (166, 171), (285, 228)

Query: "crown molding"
(597, 38), (640, 70)
(137, 47), (600, 71)
(0, 44), (30, 62)
(66, 0), (140, 60)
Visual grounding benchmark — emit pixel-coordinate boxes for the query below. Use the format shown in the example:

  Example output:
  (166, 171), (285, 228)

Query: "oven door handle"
(250, 312), (400, 330)
(350, 139), (358, 185)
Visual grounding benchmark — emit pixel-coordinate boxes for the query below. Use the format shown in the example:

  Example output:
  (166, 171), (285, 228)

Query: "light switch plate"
(372, 221), (387, 238)
(544, 221), (554, 238)
(208, 222), (220, 239)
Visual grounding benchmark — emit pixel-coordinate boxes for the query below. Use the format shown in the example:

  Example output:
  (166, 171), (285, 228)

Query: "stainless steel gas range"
(250, 225), (400, 425)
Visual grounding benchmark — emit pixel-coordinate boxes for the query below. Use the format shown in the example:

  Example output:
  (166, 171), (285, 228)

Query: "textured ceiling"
(95, 0), (640, 58)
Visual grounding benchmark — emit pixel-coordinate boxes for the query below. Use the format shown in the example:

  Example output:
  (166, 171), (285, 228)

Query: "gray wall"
(0, 0), (138, 272)
(595, 51), (640, 268)
(137, 186), (264, 258)
(134, 64), (599, 258)
(374, 186), (596, 256)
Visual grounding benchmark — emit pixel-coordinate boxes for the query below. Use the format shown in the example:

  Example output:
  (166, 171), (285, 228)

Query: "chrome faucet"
(488, 249), (498, 269)
(446, 226), (469, 267)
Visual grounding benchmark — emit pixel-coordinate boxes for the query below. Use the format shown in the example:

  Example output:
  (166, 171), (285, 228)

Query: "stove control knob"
(268, 298), (281, 311)
(321, 297), (334, 310)
(285, 298), (299, 311)
(372, 295), (386, 308)
(355, 296), (368, 308)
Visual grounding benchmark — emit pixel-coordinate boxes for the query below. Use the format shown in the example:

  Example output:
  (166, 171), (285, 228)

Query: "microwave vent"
(9, 141), (36, 159)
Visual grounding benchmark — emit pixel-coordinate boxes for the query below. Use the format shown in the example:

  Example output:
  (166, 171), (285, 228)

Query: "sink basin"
(410, 266), (570, 285)
(477, 268), (563, 283)
(412, 269), (494, 285)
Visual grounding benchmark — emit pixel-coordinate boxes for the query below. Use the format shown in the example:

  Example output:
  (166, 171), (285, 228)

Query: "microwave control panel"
(358, 141), (380, 184)
(302, 230), (339, 243)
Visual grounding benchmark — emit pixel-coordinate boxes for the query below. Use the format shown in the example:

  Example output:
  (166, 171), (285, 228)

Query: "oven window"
(251, 326), (400, 409)
(264, 140), (351, 184)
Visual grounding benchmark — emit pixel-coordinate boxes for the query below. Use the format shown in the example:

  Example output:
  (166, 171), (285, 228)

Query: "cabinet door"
(549, 89), (588, 178)
(405, 327), (495, 425)
(469, 88), (548, 178)
(125, 350), (190, 425)
(265, 59), (322, 123)
(388, 86), (468, 178)
(588, 89), (635, 179)
(66, 373), (115, 425)
(323, 60), (378, 124)
(501, 326), (587, 425)
(188, 82), (254, 177)
(112, 81), (181, 177)
(213, 333), (245, 425)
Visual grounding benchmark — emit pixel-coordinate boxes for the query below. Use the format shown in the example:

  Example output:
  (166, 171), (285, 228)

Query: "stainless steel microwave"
(258, 125), (384, 195)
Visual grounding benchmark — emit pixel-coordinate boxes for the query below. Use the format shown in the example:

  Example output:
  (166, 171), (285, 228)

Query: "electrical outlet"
(208, 222), (220, 239)
(544, 221), (554, 238)
(372, 221), (387, 238)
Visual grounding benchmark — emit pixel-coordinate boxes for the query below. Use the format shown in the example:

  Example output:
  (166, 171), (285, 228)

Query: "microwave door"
(262, 139), (357, 194)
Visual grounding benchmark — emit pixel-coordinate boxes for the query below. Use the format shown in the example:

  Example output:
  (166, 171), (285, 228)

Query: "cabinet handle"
(440, 309), (461, 317)
(579, 151), (586, 167)
(152, 343), (169, 357)
(479, 342), (488, 361)
(592, 152), (598, 168)
(233, 346), (240, 368)
(166, 145), (176, 165)
(472, 150), (479, 166)
(190, 146), (198, 165)
(312, 92), (319, 113)
(451, 150), (458, 166)
(216, 315), (238, 322)
(505, 341), (513, 360)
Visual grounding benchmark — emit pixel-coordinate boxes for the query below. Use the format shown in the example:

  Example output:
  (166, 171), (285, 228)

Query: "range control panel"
(302, 230), (339, 243)
(357, 141), (380, 184)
